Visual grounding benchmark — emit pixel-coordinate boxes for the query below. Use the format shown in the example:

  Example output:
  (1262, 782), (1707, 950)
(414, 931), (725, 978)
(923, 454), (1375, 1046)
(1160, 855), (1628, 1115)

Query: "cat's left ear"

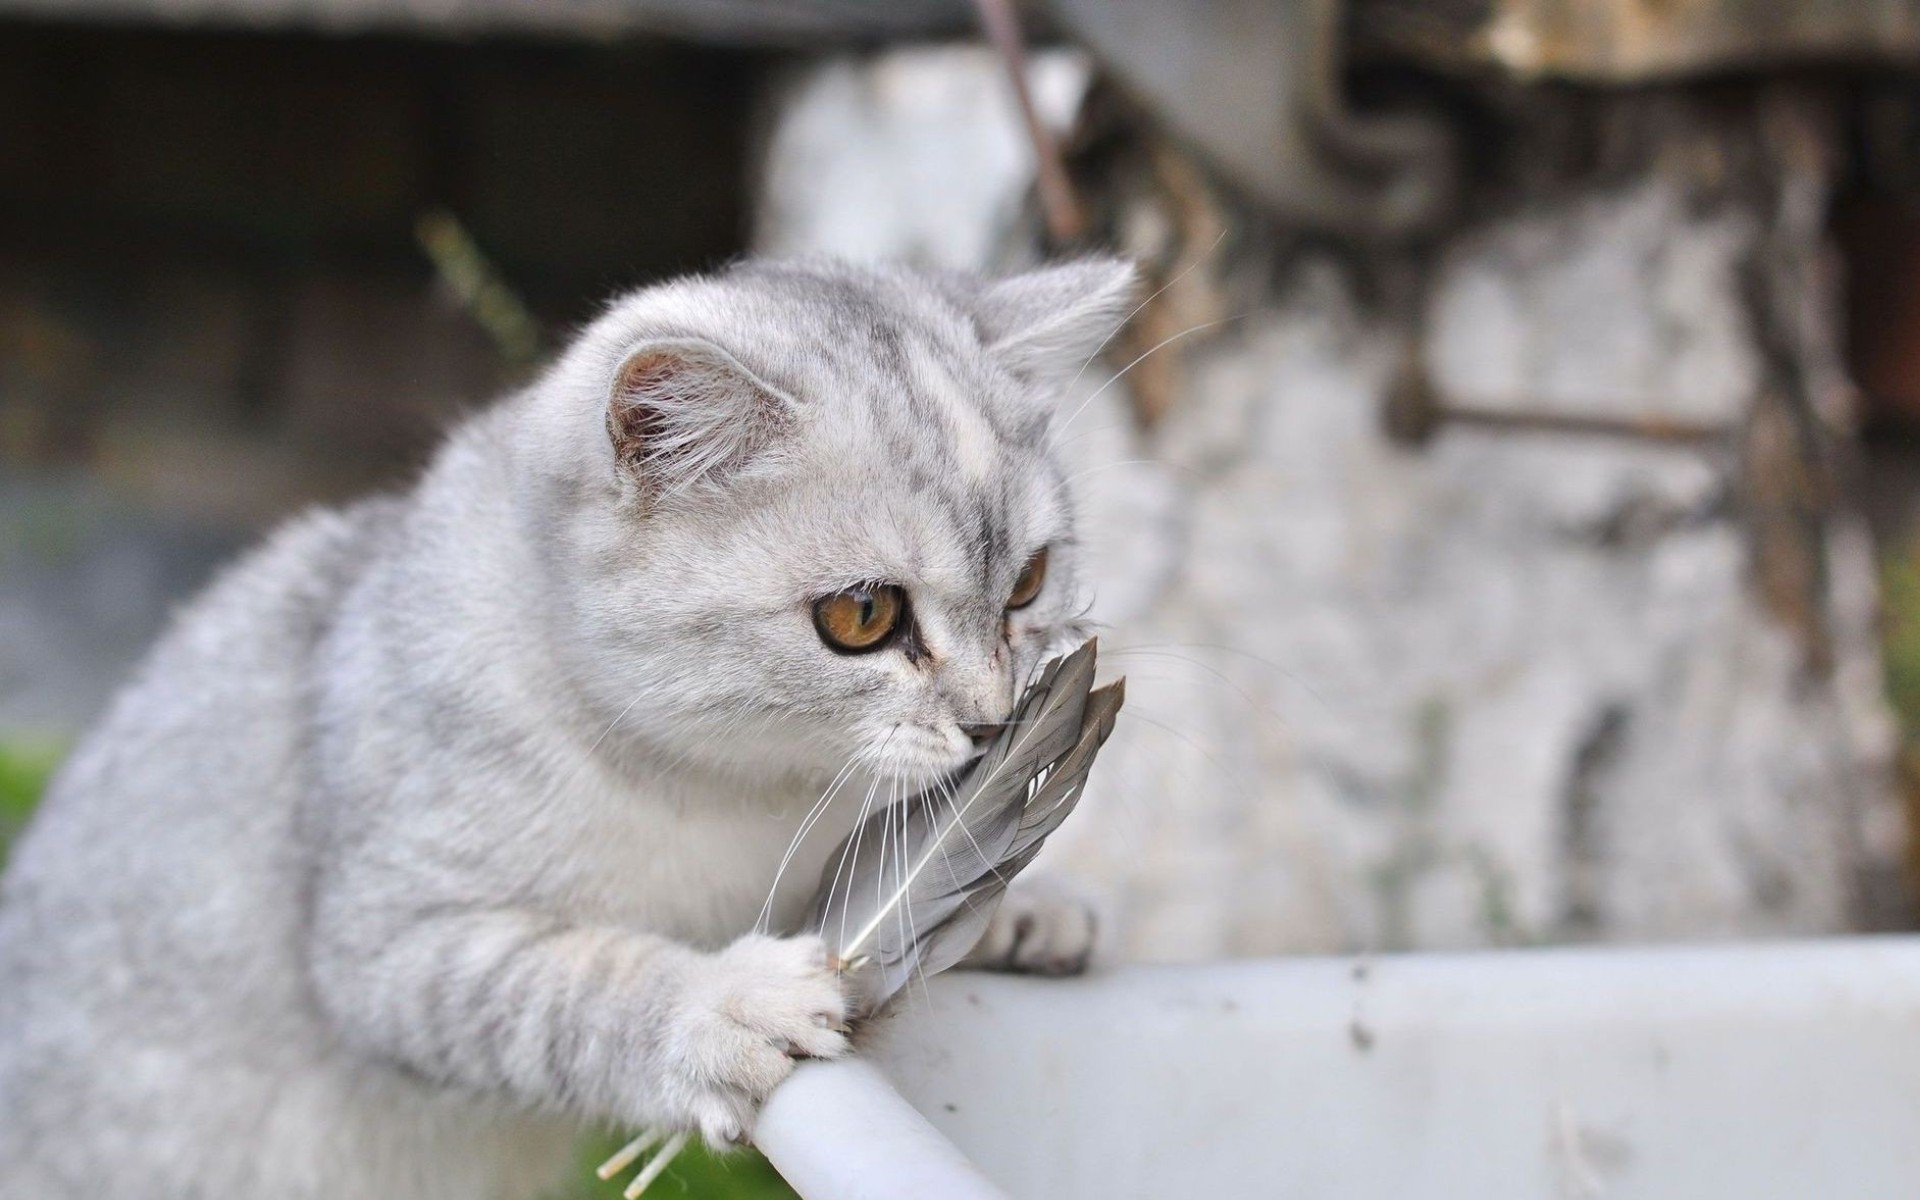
(972, 258), (1138, 388)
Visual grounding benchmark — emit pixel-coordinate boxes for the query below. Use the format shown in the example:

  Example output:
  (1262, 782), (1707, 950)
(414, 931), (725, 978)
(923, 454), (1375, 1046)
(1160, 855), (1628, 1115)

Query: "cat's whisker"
(887, 778), (917, 1004)
(903, 787), (942, 1013)
(583, 694), (648, 759)
(672, 695), (792, 762)
(893, 769), (1008, 1015)
(21, 259), (1142, 1197)
(756, 749), (868, 934)
(1056, 418), (1136, 446)
(1062, 312), (1251, 433)
(1109, 639), (1356, 717)
(830, 771), (887, 957)
(1061, 225), (1229, 397)
(872, 775), (893, 922)
(925, 763), (1005, 873)
(1095, 648), (1299, 732)
(1111, 707), (1272, 815)
(1062, 455), (1223, 489)
(798, 642), (1118, 1055)
(1062, 458), (1162, 487)
(514, 689), (655, 824)
(630, 699), (766, 781)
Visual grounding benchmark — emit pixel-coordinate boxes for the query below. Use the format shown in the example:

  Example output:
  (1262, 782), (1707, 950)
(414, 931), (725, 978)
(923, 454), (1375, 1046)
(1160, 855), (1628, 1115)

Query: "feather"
(806, 639), (1125, 1016)
(596, 643), (1123, 1191)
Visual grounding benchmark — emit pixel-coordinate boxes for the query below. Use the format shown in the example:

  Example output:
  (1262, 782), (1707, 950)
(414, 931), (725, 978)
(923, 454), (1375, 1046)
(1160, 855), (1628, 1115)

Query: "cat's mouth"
(859, 723), (980, 792)
(877, 758), (972, 795)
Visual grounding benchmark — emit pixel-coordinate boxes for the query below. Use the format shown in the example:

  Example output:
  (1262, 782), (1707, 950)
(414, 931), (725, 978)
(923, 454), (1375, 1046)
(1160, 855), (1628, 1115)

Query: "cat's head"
(526, 258), (1133, 793)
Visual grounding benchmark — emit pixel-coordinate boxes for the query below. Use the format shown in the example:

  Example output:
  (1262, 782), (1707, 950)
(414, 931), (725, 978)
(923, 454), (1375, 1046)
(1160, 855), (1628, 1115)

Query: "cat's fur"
(0, 258), (1133, 1200)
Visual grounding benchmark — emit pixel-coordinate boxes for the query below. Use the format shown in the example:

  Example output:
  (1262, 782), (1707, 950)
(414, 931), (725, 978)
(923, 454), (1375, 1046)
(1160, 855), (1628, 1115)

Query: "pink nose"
(960, 722), (1005, 748)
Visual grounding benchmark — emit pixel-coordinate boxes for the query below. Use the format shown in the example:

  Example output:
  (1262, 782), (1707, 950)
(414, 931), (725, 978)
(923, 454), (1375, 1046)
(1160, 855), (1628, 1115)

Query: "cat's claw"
(657, 933), (849, 1146)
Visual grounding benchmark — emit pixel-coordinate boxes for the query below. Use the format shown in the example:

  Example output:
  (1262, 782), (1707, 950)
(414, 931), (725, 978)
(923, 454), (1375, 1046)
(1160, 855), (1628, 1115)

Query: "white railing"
(758, 1059), (1009, 1200)
(757, 936), (1920, 1199)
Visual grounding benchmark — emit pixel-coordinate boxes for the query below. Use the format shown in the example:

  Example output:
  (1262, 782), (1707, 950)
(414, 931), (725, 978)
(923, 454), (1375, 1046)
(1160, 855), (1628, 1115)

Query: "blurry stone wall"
(755, 51), (1908, 957)
(1, 9), (1915, 958)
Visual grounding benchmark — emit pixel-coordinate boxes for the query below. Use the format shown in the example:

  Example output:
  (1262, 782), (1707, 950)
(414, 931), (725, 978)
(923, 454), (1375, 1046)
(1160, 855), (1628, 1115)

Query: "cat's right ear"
(971, 258), (1138, 389)
(606, 340), (793, 504)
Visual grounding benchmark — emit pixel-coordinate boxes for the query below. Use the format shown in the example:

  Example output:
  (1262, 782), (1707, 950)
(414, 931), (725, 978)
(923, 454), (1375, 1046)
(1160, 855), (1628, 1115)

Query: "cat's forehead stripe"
(731, 264), (1055, 581)
(839, 317), (1022, 528)
(913, 352), (1001, 486)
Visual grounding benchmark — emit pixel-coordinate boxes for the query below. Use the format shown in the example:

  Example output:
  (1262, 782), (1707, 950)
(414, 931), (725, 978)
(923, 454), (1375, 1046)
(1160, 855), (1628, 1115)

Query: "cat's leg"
(959, 873), (1100, 976)
(308, 893), (848, 1147)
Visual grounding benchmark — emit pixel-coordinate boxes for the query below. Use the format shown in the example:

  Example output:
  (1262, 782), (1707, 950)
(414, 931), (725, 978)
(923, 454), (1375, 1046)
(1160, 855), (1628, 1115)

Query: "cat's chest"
(558, 774), (869, 945)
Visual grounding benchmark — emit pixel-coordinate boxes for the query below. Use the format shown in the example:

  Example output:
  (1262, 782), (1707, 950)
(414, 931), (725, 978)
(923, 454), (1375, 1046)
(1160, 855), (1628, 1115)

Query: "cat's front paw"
(658, 934), (849, 1145)
(961, 878), (1099, 977)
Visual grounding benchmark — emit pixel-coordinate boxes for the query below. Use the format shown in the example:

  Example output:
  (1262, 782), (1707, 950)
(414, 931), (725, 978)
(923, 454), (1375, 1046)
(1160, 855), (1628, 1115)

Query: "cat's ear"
(606, 339), (792, 501)
(972, 258), (1138, 386)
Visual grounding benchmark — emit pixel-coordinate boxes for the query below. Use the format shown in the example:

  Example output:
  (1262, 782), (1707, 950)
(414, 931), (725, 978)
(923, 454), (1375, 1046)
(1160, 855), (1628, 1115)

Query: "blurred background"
(9, 0), (1920, 1193)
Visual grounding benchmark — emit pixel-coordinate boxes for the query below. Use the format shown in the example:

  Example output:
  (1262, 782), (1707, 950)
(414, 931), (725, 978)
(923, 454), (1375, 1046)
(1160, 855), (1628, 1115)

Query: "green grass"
(0, 740), (61, 865)
(0, 738), (795, 1200)
(1881, 553), (1920, 892)
(1885, 554), (1920, 735)
(554, 1137), (796, 1200)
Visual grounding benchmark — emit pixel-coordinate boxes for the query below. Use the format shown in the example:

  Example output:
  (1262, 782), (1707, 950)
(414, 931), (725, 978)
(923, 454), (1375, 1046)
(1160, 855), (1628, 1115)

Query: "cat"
(0, 256), (1134, 1200)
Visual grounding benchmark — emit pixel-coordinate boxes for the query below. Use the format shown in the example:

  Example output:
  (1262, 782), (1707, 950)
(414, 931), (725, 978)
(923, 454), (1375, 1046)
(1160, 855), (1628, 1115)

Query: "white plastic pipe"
(864, 936), (1920, 1199)
(754, 937), (1920, 1198)
(755, 1057), (1010, 1200)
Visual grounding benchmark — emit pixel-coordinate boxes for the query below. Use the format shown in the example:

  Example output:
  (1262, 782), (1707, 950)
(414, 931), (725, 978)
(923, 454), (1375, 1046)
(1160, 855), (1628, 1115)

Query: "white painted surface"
(847, 939), (1920, 1199)
(756, 1059), (1008, 1200)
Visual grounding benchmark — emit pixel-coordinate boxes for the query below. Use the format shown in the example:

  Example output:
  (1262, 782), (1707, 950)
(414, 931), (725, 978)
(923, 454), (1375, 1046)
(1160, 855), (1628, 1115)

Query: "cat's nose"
(960, 722), (1005, 749)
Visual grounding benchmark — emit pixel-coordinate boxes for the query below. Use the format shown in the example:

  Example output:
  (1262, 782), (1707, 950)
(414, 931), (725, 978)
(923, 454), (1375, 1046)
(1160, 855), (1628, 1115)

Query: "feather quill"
(807, 639), (1124, 1016)
(596, 641), (1122, 1190)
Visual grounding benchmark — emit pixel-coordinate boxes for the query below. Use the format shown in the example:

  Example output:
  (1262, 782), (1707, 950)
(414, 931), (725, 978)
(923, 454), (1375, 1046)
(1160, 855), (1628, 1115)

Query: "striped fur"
(0, 257), (1133, 1199)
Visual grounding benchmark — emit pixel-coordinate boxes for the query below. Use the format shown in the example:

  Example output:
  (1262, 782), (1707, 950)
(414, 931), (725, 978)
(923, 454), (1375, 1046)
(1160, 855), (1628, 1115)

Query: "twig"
(622, 1131), (690, 1199)
(415, 209), (543, 367)
(596, 1129), (663, 1180)
(971, 0), (1085, 243)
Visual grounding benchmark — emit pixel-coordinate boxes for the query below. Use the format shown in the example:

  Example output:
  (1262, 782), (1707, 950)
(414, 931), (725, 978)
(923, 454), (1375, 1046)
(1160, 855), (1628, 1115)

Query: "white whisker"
(1061, 226), (1230, 397)
(756, 750), (867, 935)
(1062, 313), (1249, 433)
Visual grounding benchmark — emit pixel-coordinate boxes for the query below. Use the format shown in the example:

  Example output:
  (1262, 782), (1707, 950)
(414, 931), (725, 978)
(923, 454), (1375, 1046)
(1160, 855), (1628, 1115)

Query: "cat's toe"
(962, 879), (1098, 976)
(658, 933), (851, 1146)
(690, 1094), (752, 1147)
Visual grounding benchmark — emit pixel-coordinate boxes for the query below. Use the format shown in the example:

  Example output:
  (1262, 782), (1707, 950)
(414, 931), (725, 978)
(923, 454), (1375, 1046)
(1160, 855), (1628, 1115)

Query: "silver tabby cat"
(0, 258), (1133, 1199)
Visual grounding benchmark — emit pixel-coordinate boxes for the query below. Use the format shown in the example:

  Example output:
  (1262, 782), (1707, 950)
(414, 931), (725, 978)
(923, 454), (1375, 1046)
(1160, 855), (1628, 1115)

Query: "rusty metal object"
(1061, 87), (1242, 428)
(1382, 353), (1732, 447)
(1045, 0), (1457, 237)
(1742, 386), (1835, 676)
(1394, 399), (1732, 446)
(1113, 145), (1236, 428)
(1354, 0), (1920, 82)
(972, 0), (1086, 244)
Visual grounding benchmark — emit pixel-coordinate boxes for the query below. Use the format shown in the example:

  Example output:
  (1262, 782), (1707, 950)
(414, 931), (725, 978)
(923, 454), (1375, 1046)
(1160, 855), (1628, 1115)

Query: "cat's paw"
(961, 878), (1099, 977)
(658, 934), (849, 1146)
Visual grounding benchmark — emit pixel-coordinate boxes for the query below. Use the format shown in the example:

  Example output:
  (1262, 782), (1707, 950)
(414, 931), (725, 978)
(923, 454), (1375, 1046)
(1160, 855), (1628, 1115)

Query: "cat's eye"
(813, 584), (906, 653)
(1006, 548), (1049, 610)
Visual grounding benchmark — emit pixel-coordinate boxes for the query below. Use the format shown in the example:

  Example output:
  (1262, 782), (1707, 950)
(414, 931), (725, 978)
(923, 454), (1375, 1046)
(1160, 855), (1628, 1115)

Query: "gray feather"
(805, 640), (1125, 1016)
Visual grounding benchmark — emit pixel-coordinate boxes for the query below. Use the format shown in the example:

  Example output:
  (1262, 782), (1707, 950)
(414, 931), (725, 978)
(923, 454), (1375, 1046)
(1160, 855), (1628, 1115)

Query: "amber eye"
(813, 584), (906, 653)
(1006, 548), (1049, 610)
